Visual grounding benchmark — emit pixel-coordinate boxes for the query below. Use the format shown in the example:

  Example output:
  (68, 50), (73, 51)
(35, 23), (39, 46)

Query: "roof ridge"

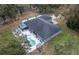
(38, 17), (55, 26)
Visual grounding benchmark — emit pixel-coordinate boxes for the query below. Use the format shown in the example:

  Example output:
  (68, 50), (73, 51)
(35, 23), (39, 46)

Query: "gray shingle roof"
(24, 16), (61, 42)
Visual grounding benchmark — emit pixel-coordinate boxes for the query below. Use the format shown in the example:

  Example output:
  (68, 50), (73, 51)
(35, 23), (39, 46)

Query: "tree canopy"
(0, 4), (27, 24)
(66, 5), (79, 32)
(31, 4), (61, 13)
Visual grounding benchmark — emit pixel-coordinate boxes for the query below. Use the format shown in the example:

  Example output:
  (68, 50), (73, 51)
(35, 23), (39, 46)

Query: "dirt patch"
(31, 43), (53, 55)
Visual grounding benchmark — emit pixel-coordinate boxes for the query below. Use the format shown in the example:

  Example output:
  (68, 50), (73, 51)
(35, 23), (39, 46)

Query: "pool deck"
(22, 30), (41, 52)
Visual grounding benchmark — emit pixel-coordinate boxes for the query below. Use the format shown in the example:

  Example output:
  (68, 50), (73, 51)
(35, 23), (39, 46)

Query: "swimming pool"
(27, 34), (36, 47)
(29, 39), (35, 47)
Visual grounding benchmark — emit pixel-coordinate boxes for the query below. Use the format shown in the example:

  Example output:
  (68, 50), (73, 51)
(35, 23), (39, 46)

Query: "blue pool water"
(29, 39), (35, 47)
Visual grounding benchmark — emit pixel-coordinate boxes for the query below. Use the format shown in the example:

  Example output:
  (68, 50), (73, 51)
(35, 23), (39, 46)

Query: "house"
(14, 15), (61, 52)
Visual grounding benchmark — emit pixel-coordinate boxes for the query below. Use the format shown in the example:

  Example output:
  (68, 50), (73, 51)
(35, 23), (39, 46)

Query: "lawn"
(46, 31), (79, 55)
(48, 32), (69, 45)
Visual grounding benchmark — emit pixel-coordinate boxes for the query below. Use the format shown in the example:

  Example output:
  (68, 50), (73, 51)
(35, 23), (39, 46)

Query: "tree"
(0, 5), (7, 23)
(66, 5), (79, 32)
(17, 5), (25, 15)
(32, 4), (60, 14)
(0, 5), (17, 24)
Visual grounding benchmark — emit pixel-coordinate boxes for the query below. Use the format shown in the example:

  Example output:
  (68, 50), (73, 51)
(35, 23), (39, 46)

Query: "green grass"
(48, 31), (79, 55)
(48, 32), (69, 45)
(0, 27), (26, 55)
